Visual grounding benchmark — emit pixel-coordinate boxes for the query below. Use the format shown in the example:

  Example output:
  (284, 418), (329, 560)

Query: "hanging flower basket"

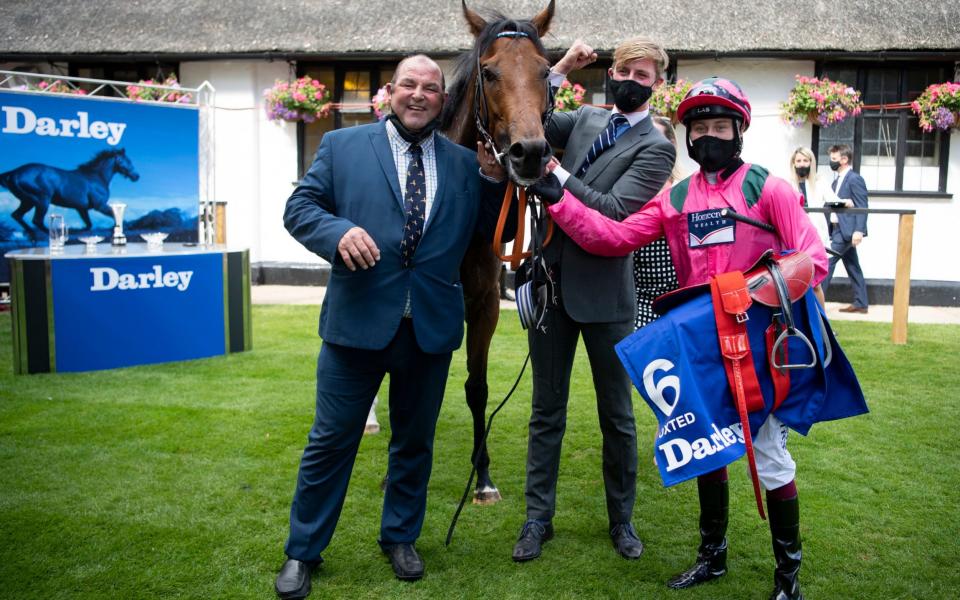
(125, 75), (192, 103)
(14, 78), (87, 95)
(553, 80), (586, 112)
(650, 78), (693, 124)
(911, 82), (960, 132)
(264, 76), (331, 122)
(780, 75), (862, 128)
(372, 85), (391, 119)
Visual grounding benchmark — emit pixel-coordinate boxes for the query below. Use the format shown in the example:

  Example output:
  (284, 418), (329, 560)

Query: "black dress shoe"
(275, 558), (318, 600)
(382, 543), (424, 581)
(512, 519), (554, 562)
(610, 522), (644, 559)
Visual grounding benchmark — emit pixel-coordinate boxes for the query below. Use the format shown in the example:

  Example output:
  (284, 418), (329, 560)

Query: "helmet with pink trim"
(676, 77), (752, 130)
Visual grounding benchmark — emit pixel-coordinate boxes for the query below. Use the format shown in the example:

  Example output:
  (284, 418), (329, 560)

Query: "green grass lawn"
(1, 306), (959, 599)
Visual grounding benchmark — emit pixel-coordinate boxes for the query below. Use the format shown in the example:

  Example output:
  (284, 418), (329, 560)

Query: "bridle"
(473, 29), (555, 165)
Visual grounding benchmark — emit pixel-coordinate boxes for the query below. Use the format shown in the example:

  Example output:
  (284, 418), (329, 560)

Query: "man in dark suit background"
(276, 55), (509, 599)
(511, 37), (676, 563)
(822, 143), (869, 313)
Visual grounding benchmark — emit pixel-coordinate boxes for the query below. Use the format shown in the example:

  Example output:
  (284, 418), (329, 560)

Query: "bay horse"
(441, 0), (555, 504)
(0, 148), (139, 238)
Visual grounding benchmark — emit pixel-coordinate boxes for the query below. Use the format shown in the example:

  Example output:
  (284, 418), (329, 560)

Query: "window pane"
(568, 67), (607, 106)
(858, 115), (898, 190)
(340, 70), (371, 114)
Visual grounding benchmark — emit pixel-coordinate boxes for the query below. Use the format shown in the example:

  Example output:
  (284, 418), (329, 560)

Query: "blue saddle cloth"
(615, 289), (868, 487)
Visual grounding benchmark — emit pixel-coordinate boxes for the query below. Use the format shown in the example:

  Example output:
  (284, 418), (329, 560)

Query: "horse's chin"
(508, 167), (540, 188)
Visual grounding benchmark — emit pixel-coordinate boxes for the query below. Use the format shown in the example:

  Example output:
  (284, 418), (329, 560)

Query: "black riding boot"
(767, 492), (803, 600)
(667, 478), (728, 589)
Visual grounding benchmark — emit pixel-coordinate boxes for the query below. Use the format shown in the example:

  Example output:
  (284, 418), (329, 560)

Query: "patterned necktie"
(401, 143), (426, 269)
(577, 113), (630, 176)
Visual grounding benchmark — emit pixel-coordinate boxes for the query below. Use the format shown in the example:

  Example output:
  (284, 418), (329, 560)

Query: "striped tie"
(400, 143), (426, 269)
(577, 113), (630, 177)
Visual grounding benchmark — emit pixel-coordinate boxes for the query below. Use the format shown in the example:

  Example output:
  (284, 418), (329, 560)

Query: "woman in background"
(632, 115), (682, 328)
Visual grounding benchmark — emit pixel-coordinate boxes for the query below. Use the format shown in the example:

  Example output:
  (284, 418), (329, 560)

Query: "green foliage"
(1, 308), (958, 598)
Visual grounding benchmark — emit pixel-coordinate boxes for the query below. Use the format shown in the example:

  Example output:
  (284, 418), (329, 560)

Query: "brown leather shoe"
(838, 305), (868, 313)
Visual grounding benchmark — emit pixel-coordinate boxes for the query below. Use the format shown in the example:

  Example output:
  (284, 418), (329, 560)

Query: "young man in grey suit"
(822, 143), (869, 313)
(512, 37), (676, 562)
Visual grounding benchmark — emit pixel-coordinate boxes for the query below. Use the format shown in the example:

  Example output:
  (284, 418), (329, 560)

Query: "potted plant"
(780, 75), (862, 127)
(263, 76), (331, 123)
(650, 78), (693, 124)
(125, 74), (192, 103)
(553, 79), (586, 112)
(372, 85), (391, 119)
(911, 81), (960, 132)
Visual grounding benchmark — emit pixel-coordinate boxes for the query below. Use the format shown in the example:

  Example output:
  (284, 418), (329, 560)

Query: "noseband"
(473, 30), (554, 165)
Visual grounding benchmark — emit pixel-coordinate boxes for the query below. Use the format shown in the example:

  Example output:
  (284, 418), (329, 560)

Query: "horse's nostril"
(508, 143), (526, 159)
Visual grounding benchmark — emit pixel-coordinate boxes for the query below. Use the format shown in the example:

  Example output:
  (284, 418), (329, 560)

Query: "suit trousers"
(825, 229), (868, 308)
(285, 319), (452, 561)
(525, 305), (637, 525)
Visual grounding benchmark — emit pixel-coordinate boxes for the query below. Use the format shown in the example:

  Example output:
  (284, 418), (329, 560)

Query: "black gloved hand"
(528, 173), (563, 204)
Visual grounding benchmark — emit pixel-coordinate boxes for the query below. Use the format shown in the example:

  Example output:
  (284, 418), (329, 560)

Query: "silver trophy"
(109, 202), (127, 246)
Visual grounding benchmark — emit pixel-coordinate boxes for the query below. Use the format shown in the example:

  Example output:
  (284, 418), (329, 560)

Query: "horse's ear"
(461, 0), (487, 38)
(530, 0), (555, 38)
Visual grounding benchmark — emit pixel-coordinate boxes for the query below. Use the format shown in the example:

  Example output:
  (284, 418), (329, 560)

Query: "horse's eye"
(481, 67), (499, 83)
(540, 68), (550, 80)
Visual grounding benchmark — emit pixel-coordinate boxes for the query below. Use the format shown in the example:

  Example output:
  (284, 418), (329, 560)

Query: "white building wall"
(676, 58), (960, 284)
(181, 60), (319, 266)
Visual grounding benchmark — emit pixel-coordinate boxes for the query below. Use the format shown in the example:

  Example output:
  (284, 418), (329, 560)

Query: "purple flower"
(934, 106), (955, 129)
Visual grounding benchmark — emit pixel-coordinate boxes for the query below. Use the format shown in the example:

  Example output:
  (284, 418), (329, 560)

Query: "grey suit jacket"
(545, 105), (676, 322)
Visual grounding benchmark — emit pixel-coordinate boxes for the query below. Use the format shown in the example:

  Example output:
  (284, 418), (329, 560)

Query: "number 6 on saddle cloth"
(615, 250), (868, 500)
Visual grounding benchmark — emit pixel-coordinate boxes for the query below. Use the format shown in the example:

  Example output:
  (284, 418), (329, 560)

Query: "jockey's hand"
(553, 39), (597, 75)
(337, 226), (380, 271)
(529, 173), (563, 204)
(478, 141), (506, 181)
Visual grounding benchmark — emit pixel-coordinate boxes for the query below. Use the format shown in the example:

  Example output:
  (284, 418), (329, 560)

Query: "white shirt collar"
(612, 107), (649, 127)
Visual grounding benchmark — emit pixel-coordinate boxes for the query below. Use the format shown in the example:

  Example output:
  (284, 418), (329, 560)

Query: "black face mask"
(688, 135), (740, 173)
(387, 113), (440, 144)
(607, 78), (653, 113)
(794, 165), (811, 178)
(829, 160), (842, 171)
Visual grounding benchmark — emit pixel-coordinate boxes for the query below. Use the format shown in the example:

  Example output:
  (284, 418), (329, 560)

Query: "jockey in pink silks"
(542, 77), (827, 600)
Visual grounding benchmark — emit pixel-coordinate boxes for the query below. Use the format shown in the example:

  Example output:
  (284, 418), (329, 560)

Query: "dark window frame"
(295, 61), (393, 178)
(812, 60), (951, 195)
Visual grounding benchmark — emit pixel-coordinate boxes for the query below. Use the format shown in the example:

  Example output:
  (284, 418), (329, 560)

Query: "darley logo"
(90, 265), (193, 292)
(2, 105), (127, 146)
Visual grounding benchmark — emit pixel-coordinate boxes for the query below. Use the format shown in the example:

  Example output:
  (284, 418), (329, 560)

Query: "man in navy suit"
(275, 55), (510, 599)
(822, 143), (869, 313)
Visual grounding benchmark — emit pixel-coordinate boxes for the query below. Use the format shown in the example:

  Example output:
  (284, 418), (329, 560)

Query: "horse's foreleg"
(462, 243), (503, 505)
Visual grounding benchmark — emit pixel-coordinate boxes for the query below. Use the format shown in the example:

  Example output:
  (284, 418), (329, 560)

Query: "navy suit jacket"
(284, 121), (508, 354)
(833, 169), (869, 241)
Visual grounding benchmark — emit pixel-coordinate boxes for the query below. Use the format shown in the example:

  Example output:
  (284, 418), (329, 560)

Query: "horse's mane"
(440, 12), (548, 131)
(78, 149), (123, 172)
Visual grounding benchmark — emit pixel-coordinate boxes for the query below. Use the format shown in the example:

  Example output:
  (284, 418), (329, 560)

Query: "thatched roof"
(2, 0), (959, 57)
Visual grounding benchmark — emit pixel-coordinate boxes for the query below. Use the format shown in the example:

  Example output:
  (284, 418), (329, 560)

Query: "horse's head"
(113, 149), (140, 182)
(461, 1), (555, 186)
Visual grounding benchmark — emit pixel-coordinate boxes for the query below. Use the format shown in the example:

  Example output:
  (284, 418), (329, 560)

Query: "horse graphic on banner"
(0, 148), (139, 239)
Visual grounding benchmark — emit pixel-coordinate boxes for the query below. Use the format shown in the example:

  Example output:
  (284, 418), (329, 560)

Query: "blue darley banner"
(51, 253), (225, 372)
(616, 289), (868, 487)
(0, 89), (200, 281)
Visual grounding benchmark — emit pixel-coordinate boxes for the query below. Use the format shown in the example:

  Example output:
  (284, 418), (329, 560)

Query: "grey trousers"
(524, 305), (637, 525)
